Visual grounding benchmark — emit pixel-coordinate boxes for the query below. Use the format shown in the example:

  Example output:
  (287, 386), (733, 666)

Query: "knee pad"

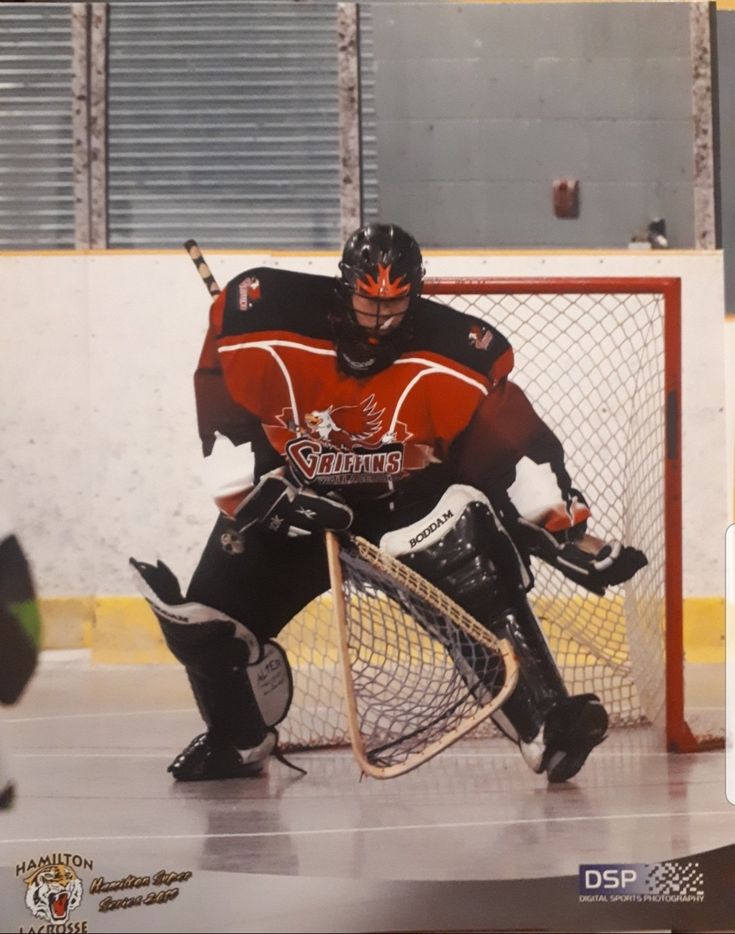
(379, 485), (531, 626)
(131, 558), (261, 667)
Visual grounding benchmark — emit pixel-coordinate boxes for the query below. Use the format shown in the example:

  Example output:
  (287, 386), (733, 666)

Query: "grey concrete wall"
(368, 2), (695, 248)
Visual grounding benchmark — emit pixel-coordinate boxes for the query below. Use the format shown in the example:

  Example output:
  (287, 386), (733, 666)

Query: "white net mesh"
(330, 535), (514, 776)
(277, 282), (672, 750)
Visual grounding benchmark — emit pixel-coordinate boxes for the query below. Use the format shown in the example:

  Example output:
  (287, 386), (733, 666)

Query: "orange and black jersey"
(195, 267), (568, 503)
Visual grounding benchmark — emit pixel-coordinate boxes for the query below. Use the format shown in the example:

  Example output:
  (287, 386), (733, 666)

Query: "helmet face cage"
(333, 223), (424, 376)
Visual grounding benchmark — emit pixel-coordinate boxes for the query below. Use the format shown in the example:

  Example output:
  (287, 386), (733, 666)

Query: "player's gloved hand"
(233, 469), (353, 538)
(516, 516), (647, 597)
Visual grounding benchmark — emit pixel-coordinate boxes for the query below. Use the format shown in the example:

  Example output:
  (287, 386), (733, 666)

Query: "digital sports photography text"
(578, 860), (704, 903)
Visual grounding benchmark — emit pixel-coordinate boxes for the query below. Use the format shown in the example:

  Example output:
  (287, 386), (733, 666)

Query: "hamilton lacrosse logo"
(23, 862), (84, 923)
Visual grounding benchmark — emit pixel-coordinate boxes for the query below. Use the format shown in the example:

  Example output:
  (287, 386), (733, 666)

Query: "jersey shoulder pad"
(414, 298), (514, 384)
(219, 267), (335, 341)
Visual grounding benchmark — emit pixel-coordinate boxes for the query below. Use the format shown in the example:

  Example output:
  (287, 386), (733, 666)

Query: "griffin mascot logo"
(24, 863), (84, 923)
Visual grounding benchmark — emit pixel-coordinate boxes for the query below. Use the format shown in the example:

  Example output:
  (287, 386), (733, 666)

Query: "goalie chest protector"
(213, 267), (514, 493)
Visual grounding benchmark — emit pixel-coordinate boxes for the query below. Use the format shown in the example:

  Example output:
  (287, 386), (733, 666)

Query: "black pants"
(179, 476), (497, 747)
(186, 516), (331, 642)
(185, 479), (452, 642)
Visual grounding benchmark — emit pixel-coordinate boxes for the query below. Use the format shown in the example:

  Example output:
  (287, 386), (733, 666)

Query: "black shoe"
(0, 781), (16, 809)
(541, 694), (609, 783)
(167, 732), (274, 782)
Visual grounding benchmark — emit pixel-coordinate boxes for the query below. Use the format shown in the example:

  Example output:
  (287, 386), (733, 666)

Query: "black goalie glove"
(234, 470), (353, 538)
(516, 517), (648, 597)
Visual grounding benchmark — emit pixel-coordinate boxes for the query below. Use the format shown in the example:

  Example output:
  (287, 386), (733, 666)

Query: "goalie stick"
(184, 238), (221, 297)
(326, 531), (519, 779)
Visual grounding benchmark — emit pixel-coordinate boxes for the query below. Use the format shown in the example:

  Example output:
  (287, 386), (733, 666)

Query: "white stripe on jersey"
(389, 359), (489, 435)
(219, 339), (337, 358)
(218, 340), (489, 438)
(219, 341), (306, 426)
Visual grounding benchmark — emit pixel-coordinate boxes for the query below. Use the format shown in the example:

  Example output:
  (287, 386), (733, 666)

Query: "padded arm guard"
(507, 457), (590, 539)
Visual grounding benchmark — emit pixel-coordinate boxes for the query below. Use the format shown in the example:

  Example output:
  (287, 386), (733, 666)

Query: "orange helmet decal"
(355, 262), (411, 299)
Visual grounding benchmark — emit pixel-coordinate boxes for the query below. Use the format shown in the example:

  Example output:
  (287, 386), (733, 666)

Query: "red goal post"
(276, 275), (719, 755)
(425, 276), (692, 752)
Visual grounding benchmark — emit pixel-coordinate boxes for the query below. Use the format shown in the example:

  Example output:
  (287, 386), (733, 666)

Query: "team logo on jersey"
(286, 438), (404, 485)
(303, 394), (385, 447)
(468, 324), (493, 351)
(277, 394), (413, 485)
(238, 277), (261, 311)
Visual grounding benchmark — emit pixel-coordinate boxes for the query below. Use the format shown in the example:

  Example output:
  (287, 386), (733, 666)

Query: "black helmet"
(333, 223), (424, 376)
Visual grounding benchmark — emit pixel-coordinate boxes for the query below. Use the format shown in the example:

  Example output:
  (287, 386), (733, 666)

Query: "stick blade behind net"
(326, 533), (518, 779)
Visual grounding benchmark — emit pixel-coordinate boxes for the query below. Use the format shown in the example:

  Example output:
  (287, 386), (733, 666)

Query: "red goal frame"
(422, 276), (706, 753)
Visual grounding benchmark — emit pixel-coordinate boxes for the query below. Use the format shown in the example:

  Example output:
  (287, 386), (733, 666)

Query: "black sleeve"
(194, 287), (263, 456)
(450, 380), (571, 496)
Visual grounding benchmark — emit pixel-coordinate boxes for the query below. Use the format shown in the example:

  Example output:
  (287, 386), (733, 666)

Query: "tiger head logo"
(24, 863), (83, 922)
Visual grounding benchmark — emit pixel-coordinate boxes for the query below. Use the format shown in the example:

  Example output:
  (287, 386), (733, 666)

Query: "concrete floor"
(0, 651), (732, 933)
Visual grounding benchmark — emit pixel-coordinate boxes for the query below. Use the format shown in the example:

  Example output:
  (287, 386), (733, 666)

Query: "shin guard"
(130, 558), (292, 749)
